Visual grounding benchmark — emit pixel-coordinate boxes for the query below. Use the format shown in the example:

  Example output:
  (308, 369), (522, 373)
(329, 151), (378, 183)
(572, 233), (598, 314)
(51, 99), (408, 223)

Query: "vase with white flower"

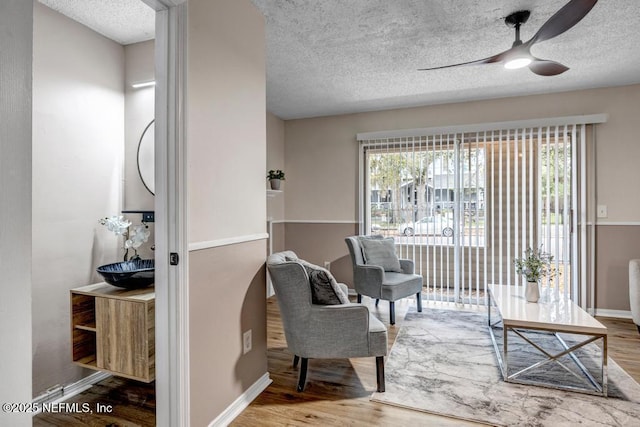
(99, 215), (151, 261)
(513, 246), (556, 303)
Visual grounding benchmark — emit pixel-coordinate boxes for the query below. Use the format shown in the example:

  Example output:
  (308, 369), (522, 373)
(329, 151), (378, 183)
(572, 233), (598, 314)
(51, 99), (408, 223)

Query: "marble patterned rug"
(371, 307), (640, 426)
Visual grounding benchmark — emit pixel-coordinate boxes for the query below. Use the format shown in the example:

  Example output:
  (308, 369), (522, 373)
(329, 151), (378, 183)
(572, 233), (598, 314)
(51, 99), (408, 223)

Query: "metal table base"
(488, 291), (608, 397)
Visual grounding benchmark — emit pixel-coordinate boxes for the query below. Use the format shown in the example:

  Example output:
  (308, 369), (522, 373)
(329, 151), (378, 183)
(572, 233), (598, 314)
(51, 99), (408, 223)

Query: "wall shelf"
(122, 210), (154, 222)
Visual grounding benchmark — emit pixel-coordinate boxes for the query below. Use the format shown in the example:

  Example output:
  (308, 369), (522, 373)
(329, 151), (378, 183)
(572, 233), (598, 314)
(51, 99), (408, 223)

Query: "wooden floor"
(232, 296), (640, 426)
(33, 295), (639, 426)
(32, 376), (155, 427)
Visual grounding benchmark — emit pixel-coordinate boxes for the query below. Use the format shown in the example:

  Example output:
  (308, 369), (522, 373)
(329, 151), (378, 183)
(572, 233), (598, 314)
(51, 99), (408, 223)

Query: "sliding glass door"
(360, 124), (586, 305)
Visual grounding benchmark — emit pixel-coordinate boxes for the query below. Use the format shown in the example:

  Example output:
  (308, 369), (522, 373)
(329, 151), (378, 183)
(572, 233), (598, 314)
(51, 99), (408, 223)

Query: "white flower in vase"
(100, 216), (151, 261)
(99, 215), (131, 235)
(125, 224), (151, 260)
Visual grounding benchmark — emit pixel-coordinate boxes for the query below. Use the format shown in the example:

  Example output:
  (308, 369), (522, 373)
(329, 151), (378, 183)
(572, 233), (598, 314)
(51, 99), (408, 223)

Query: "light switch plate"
(243, 329), (252, 354)
(597, 205), (607, 218)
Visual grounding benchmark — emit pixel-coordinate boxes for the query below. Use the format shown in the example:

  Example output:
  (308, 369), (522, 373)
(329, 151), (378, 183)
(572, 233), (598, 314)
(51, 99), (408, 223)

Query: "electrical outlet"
(243, 329), (252, 354)
(324, 261), (331, 270)
(597, 205), (608, 218)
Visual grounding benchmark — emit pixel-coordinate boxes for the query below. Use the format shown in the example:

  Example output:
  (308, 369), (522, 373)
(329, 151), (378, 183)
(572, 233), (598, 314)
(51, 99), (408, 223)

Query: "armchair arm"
(399, 258), (415, 274)
(298, 303), (372, 358)
(353, 264), (384, 298)
(336, 282), (349, 297)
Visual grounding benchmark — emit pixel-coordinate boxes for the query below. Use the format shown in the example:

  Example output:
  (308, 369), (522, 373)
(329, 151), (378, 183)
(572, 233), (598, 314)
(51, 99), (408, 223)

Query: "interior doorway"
(30, 1), (187, 426)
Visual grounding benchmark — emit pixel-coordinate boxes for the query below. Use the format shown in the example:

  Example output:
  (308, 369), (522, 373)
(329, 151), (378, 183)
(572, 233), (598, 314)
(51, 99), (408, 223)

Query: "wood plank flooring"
(32, 376), (155, 427)
(232, 296), (640, 426)
(33, 294), (640, 426)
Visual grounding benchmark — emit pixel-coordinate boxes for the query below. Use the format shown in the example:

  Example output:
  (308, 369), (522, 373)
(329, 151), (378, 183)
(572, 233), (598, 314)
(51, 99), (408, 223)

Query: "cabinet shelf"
(75, 323), (96, 332)
(70, 283), (155, 383)
(74, 354), (98, 368)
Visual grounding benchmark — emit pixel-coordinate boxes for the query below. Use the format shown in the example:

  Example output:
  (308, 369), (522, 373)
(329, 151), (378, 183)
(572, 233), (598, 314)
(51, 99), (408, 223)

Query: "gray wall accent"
(189, 241), (268, 426)
(0, 1), (33, 425)
(284, 222), (359, 288)
(596, 225), (640, 311)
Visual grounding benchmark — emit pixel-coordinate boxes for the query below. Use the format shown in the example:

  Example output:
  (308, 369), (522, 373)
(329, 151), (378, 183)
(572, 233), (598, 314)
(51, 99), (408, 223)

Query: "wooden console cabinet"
(70, 283), (155, 382)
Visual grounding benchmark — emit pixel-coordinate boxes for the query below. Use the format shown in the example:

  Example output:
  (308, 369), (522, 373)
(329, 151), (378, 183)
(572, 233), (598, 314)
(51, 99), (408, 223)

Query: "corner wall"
(186, 1), (268, 425)
(124, 39), (155, 260)
(0, 1), (33, 425)
(267, 112), (285, 254)
(282, 85), (640, 312)
(31, 2), (125, 396)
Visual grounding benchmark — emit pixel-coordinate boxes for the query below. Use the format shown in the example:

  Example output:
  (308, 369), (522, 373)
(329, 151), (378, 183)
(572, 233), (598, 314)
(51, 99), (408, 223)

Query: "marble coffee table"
(488, 284), (608, 396)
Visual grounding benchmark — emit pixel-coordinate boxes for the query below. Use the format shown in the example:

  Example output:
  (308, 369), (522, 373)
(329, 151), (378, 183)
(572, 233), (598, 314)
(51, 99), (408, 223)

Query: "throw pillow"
(359, 237), (403, 272)
(286, 256), (350, 305)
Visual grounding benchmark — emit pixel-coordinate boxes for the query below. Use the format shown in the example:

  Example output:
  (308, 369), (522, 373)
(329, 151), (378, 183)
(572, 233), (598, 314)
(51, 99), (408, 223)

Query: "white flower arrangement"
(99, 215), (151, 261)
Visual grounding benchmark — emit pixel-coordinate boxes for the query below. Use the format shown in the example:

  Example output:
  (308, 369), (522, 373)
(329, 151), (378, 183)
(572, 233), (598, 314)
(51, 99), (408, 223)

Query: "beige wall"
(187, 0), (266, 244)
(32, 2), (125, 396)
(285, 85), (640, 222)
(281, 85), (640, 312)
(0, 1), (33, 425)
(186, 0), (267, 424)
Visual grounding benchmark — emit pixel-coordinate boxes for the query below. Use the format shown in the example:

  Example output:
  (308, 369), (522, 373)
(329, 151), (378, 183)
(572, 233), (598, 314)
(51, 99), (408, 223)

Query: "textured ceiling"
(252, 0), (640, 119)
(39, 1), (640, 120)
(38, 0), (155, 45)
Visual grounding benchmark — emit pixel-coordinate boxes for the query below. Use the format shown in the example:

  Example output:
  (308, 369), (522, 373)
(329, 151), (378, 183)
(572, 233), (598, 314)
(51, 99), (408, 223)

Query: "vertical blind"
(357, 117), (602, 307)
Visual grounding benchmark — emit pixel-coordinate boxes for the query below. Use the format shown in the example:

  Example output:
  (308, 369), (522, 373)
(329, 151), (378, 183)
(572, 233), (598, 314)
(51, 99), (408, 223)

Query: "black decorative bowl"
(97, 259), (154, 289)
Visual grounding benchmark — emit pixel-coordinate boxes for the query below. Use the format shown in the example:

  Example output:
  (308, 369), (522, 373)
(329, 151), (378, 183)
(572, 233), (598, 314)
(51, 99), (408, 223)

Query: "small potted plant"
(513, 246), (555, 302)
(267, 169), (285, 190)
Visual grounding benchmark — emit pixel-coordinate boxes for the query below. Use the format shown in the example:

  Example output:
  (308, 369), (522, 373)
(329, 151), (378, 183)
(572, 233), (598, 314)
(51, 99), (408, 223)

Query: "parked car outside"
(397, 216), (454, 237)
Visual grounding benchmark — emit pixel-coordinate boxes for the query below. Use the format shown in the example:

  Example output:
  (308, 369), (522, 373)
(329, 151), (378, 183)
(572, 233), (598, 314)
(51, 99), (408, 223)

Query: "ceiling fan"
(419, 0), (598, 76)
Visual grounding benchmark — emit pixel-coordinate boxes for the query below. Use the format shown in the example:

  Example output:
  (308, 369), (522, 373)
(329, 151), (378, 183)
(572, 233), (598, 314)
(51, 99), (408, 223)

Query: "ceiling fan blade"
(529, 0), (598, 45)
(418, 49), (510, 71)
(528, 59), (569, 76)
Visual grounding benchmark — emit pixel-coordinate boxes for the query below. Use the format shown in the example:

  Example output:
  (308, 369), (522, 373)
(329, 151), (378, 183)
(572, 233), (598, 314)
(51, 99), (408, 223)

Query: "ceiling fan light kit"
(504, 57), (532, 70)
(419, 0), (598, 77)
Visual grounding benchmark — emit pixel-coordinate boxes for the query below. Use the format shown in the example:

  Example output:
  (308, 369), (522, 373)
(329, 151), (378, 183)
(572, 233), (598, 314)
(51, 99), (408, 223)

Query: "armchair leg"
(376, 356), (385, 392)
(375, 298), (380, 307)
(416, 292), (423, 312)
(357, 294), (362, 303)
(389, 301), (395, 325)
(297, 357), (308, 392)
(293, 355), (299, 368)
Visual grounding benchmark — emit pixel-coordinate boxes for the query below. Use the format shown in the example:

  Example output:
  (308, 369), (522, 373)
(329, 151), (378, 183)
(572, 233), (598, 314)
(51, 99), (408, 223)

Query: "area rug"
(371, 307), (640, 426)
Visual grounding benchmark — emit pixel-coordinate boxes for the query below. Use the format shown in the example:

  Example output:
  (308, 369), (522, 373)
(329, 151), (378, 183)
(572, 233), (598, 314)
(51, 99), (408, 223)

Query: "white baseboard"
(209, 372), (272, 427)
(32, 372), (111, 415)
(594, 308), (633, 319)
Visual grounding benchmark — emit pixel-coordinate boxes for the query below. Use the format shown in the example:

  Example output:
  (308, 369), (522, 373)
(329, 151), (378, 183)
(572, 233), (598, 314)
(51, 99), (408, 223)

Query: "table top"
(488, 284), (607, 335)
(71, 282), (155, 302)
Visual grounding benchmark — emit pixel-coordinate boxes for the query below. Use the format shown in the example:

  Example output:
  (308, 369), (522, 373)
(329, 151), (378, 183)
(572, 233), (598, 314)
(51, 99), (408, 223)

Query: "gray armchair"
(345, 236), (423, 325)
(267, 251), (388, 392)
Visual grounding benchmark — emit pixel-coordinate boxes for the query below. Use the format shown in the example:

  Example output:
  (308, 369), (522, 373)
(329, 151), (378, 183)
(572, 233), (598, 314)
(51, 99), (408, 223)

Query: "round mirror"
(137, 119), (155, 195)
